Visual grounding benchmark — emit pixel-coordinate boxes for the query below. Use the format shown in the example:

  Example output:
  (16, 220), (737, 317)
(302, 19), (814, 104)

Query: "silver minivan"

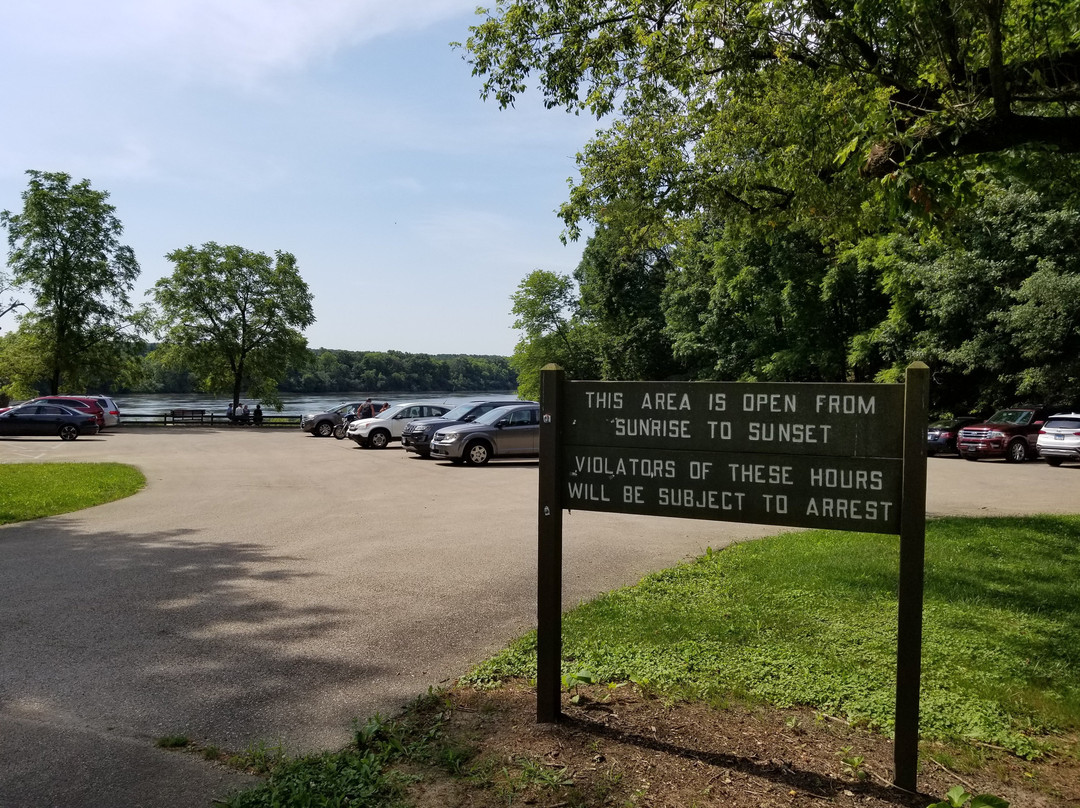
(90, 395), (122, 428)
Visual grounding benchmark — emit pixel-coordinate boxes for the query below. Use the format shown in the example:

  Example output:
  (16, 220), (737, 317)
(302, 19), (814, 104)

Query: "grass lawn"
(467, 515), (1080, 758)
(219, 516), (1079, 807)
(0, 462), (146, 524)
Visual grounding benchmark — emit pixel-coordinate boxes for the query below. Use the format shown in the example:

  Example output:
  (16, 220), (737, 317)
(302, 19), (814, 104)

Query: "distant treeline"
(123, 347), (517, 394)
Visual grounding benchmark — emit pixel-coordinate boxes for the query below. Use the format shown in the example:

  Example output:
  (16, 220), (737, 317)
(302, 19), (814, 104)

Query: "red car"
(30, 396), (107, 429)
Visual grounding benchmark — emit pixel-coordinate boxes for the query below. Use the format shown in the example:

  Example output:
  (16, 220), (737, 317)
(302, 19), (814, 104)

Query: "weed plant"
(464, 516), (1080, 757)
(0, 463), (145, 524)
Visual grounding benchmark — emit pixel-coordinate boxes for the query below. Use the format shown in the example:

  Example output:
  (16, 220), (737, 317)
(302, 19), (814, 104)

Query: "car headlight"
(434, 431), (457, 442)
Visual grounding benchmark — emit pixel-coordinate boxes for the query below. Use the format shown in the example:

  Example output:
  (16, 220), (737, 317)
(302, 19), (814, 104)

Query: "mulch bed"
(402, 681), (1079, 807)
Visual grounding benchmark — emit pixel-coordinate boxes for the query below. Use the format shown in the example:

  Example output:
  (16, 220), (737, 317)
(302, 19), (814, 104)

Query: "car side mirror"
(495, 419), (508, 428)
(463, 415), (475, 422)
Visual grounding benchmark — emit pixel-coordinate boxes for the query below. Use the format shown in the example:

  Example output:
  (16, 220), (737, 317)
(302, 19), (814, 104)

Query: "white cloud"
(5, 0), (475, 88)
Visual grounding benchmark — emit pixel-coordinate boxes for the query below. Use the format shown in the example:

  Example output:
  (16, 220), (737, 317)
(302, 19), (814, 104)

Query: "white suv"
(1037, 413), (1080, 467)
(345, 401), (451, 448)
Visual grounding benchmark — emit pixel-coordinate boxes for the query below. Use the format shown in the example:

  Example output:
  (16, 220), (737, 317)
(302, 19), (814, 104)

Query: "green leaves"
(153, 242), (315, 406)
(926, 784), (1010, 808)
(1, 170), (143, 393)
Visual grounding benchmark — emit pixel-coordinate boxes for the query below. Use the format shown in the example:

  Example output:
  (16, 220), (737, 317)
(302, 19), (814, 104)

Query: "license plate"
(1055, 435), (1065, 440)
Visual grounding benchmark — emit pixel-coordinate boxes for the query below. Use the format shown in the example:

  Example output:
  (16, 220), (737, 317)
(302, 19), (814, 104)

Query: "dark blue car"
(0, 403), (100, 441)
(927, 417), (980, 455)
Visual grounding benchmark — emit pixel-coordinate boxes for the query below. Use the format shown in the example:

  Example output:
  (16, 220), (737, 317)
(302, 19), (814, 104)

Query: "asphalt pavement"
(1, 428), (1077, 807)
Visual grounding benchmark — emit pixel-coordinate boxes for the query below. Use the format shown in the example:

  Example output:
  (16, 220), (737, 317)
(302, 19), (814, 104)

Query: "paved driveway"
(1, 429), (1077, 807)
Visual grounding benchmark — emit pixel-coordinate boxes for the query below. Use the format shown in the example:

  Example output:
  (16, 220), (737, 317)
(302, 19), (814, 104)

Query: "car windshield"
(439, 403), (481, 421)
(473, 406), (521, 426)
(986, 409), (1033, 426)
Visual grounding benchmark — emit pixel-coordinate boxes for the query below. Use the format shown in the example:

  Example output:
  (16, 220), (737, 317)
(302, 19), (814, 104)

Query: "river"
(112, 391), (520, 416)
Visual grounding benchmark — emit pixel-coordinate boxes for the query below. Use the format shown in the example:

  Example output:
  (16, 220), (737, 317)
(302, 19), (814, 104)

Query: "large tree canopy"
(152, 243), (315, 408)
(463, 0), (1080, 235)
(1, 170), (141, 394)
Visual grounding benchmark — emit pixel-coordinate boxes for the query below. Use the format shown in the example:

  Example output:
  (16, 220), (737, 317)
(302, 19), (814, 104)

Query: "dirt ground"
(402, 681), (1080, 808)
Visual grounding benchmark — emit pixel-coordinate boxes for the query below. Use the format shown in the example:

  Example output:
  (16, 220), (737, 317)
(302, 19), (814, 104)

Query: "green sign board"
(536, 368), (929, 791)
(559, 381), (905, 534)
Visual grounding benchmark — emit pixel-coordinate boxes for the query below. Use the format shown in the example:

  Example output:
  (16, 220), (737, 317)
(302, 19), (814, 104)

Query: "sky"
(0, 1), (598, 356)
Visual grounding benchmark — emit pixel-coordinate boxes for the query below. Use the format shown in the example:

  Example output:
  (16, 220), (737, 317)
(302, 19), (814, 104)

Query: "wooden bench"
(168, 408), (207, 423)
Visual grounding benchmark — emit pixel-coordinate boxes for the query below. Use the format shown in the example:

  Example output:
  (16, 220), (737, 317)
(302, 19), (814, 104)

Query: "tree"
(574, 225), (681, 380)
(462, 0), (1080, 235)
(0, 269), (23, 322)
(152, 243), (315, 408)
(509, 269), (600, 399)
(1, 170), (142, 394)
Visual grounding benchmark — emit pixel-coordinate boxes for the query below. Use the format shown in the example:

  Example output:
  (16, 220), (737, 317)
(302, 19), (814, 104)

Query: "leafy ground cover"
(469, 516), (1080, 758)
(0, 462), (146, 524)
(206, 517), (1078, 806)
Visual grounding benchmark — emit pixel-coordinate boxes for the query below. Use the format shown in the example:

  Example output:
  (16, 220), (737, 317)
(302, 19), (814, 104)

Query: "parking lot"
(1, 428), (1078, 807)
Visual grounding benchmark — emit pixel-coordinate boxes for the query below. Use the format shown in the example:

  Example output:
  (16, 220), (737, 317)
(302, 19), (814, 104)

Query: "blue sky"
(0, 1), (597, 356)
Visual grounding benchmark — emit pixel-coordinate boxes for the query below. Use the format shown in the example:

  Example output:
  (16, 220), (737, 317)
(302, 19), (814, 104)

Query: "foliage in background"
(152, 243), (315, 409)
(462, 0), (1080, 238)
(0, 170), (145, 397)
(509, 269), (600, 399)
(86, 346), (517, 398)
(468, 2), (1080, 414)
(0, 463), (146, 524)
(464, 516), (1080, 759)
(284, 349), (517, 395)
(856, 180), (1080, 409)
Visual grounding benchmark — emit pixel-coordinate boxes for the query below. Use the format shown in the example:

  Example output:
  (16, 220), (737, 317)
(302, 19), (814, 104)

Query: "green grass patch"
(0, 463), (146, 524)
(218, 697), (450, 808)
(463, 516), (1080, 758)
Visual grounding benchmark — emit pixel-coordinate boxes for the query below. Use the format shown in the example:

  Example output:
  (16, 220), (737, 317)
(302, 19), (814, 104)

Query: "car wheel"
(316, 421), (334, 438)
(1005, 440), (1029, 463)
(1045, 457), (1064, 467)
(59, 424), (79, 441)
(465, 440), (492, 465)
(369, 429), (390, 449)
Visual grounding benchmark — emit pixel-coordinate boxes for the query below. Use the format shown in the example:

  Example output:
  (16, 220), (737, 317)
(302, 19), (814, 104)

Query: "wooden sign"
(537, 366), (929, 792)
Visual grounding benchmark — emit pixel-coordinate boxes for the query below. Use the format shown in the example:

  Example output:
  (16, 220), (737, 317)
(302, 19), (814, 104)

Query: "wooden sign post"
(537, 363), (929, 791)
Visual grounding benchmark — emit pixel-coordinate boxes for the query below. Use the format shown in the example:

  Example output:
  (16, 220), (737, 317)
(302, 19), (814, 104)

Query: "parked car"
(956, 405), (1056, 462)
(401, 398), (530, 458)
(430, 403), (540, 465)
(346, 402), (452, 448)
(30, 396), (107, 429)
(0, 402), (100, 440)
(301, 402), (363, 437)
(87, 394), (121, 428)
(926, 417), (980, 456)
(1037, 413), (1080, 467)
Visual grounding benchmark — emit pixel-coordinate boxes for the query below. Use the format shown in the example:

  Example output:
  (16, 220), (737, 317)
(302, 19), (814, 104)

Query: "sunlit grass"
(464, 516), (1080, 758)
(0, 463), (146, 524)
